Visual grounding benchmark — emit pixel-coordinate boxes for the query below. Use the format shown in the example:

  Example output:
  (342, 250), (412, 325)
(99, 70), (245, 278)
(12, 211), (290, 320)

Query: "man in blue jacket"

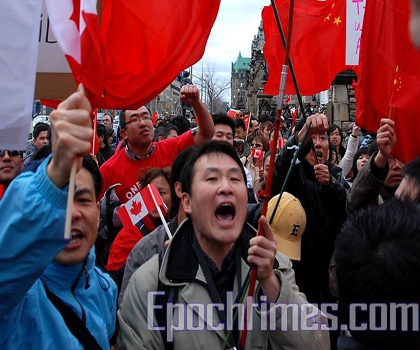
(0, 89), (117, 349)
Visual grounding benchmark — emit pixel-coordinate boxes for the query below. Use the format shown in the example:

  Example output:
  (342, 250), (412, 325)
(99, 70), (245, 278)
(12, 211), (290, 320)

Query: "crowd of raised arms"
(2, 2), (420, 348)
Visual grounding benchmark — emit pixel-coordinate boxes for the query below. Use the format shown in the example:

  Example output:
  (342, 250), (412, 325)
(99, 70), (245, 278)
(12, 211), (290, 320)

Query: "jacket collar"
(40, 247), (95, 291)
(161, 218), (278, 284)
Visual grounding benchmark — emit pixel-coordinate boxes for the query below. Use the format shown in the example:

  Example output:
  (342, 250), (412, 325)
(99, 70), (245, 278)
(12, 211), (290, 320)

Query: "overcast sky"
(192, 0), (269, 102)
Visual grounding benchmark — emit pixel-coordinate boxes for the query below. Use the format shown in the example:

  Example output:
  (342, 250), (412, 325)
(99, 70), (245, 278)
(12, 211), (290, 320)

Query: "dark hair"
(401, 156), (420, 202)
(328, 124), (343, 144)
(33, 122), (50, 140)
(169, 115), (190, 135)
(97, 124), (110, 149)
(102, 113), (113, 123)
(234, 118), (246, 132)
(170, 147), (197, 213)
(212, 114), (235, 135)
(335, 199), (420, 349)
(180, 141), (246, 195)
(328, 141), (338, 163)
(119, 110), (126, 130)
(350, 147), (369, 181)
(119, 107), (152, 130)
(138, 167), (171, 191)
(329, 124), (346, 158)
(154, 123), (178, 141)
(258, 113), (272, 123)
(82, 155), (102, 201)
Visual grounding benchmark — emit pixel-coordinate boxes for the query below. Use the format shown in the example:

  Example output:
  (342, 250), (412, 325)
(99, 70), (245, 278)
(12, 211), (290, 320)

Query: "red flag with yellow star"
(263, 0), (353, 96)
(355, 0), (420, 163)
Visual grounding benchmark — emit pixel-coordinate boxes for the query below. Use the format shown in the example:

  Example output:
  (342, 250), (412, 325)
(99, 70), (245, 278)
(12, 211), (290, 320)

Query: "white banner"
(0, 0), (43, 150)
(346, 0), (366, 65)
(37, 0), (71, 73)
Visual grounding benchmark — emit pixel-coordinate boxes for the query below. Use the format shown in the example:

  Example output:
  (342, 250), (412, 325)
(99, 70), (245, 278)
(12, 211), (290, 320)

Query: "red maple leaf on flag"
(130, 200), (142, 216)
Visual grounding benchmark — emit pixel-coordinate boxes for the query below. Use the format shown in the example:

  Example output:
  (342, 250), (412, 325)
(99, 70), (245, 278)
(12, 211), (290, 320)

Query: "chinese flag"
(99, 0), (221, 109)
(263, 0), (353, 96)
(243, 114), (251, 132)
(355, 0), (420, 163)
(152, 111), (159, 126)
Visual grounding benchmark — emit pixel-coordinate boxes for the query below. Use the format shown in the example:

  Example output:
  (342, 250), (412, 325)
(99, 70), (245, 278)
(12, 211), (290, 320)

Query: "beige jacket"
(118, 219), (330, 350)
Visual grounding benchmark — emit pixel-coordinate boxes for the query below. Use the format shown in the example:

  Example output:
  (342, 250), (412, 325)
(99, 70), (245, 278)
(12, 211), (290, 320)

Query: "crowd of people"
(1, 3), (420, 347)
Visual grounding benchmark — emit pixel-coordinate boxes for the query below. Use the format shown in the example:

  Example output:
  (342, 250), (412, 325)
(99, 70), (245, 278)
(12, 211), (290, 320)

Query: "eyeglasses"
(251, 143), (262, 147)
(0, 150), (21, 157)
(311, 135), (329, 143)
(124, 115), (152, 127)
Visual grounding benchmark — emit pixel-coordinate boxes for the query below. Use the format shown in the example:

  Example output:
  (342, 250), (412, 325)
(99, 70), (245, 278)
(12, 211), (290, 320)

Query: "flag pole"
(147, 185), (173, 240)
(64, 84), (86, 239)
(270, 0), (307, 121)
(239, 1), (295, 348)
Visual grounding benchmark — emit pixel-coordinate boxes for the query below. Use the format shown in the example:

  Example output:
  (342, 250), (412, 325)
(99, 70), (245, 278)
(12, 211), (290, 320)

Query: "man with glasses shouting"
(0, 150), (22, 199)
(99, 84), (214, 202)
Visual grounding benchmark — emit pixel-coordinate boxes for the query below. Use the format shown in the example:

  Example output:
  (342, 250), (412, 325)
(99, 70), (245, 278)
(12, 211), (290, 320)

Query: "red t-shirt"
(100, 131), (194, 203)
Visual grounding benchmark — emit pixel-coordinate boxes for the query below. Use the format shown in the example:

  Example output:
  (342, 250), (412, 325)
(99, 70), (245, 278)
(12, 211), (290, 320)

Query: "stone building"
(246, 21), (273, 116)
(231, 52), (250, 110)
(147, 79), (182, 116)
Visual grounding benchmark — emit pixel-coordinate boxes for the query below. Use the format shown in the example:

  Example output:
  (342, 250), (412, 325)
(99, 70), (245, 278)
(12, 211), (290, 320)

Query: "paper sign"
(346, 0), (366, 65)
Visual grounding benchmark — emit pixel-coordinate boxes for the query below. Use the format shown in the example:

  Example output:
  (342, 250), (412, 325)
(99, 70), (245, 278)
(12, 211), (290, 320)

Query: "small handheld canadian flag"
(251, 147), (265, 160)
(251, 147), (265, 169)
(117, 184), (167, 229)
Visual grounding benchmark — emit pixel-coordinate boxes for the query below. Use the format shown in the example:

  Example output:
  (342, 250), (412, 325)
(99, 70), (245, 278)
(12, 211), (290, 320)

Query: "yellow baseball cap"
(267, 192), (307, 261)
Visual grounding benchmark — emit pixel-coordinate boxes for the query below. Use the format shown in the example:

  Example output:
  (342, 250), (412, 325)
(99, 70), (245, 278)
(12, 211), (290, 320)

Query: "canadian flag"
(117, 184), (167, 228)
(44, 0), (104, 100)
(251, 148), (265, 160)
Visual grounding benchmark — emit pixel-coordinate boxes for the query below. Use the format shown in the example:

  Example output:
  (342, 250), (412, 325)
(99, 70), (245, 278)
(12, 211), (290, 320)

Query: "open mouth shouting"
(215, 202), (236, 226)
(315, 151), (323, 162)
(65, 229), (84, 249)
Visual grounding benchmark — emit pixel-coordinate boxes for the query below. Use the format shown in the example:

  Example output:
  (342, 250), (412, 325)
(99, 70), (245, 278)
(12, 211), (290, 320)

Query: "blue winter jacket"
(0, 157), (117, 349)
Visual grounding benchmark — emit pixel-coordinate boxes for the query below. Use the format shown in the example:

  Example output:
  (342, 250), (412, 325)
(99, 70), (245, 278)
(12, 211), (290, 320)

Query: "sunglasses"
(251, 143), (262, 147)
(0, 150), (21, 157)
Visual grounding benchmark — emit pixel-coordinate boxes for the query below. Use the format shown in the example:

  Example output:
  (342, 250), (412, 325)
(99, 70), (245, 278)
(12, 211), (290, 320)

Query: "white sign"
(346, 0), (366, 65)
(36, 0), (71, 73)
(0, 0), (43, 150)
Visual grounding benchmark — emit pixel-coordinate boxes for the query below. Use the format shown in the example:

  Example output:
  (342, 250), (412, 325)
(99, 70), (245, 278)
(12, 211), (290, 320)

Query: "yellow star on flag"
(333, 16), (342, 25)
(324, 13), (331, 21)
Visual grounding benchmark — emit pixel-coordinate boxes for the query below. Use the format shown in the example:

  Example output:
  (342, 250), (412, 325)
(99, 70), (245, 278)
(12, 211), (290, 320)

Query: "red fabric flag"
(227, 109), (240, 118)
(99, 0), (221, 109)
(152, 111), (159, 126)
(242, 114), (251, 132)
(292, 108), (298, 126)
(262, 0), (353, 96)
(40, 99), (62, 110)
(46, 0), (220, 110)
(45, 0), (104, 101)
(355, 0), (420, 163)
(117, 184), (167, 228)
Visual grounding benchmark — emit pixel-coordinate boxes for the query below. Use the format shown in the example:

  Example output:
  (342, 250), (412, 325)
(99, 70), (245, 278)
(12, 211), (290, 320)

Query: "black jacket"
(271, 134), (348, 303)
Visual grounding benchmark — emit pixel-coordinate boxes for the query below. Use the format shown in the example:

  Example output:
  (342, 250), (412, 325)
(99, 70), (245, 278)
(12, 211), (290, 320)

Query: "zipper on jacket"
(71, 258), (89, 325)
